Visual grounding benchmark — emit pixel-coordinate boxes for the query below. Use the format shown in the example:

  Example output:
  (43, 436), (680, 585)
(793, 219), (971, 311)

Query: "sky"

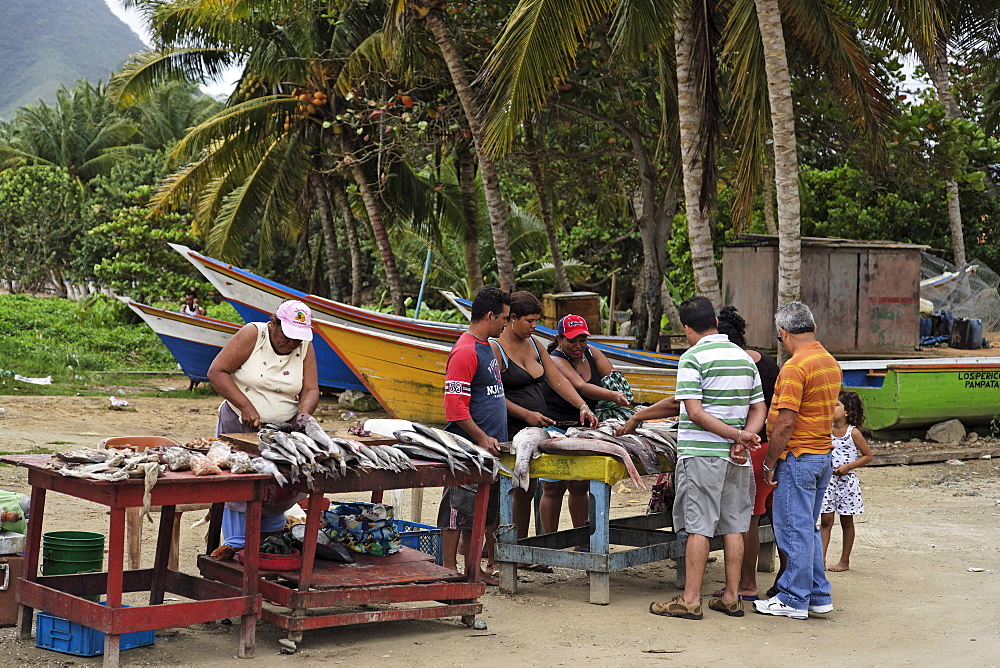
(102, 0), (240, 98)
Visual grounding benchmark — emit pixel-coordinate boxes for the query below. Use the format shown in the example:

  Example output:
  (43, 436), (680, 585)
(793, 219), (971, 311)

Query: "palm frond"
(481, 0), (618, 156)
(610, 0), (676, 61)
(111, 49), (237, 105)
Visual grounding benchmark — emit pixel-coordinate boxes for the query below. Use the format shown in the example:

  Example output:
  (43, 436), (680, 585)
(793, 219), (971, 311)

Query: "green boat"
(841, 358), (1000, 432)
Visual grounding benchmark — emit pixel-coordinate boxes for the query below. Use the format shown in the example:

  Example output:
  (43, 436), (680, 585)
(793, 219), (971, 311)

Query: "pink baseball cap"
(557, 314), (590, 339)
(275, 300), (313, 341)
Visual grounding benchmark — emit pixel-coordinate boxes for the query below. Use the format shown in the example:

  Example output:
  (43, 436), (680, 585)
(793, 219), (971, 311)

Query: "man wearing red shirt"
(438, 286), (510, 585)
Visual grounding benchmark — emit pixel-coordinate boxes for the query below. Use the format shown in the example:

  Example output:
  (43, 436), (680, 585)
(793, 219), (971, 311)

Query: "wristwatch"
(762, 462), (775, 473)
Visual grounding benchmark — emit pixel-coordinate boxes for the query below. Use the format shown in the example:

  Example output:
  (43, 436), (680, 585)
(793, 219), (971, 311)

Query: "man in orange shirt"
(754, 302), (841, 620)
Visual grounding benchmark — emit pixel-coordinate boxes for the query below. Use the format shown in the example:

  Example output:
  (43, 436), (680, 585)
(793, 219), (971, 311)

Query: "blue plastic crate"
(394, 520), (443, 565)
(36, 604), (155, 657)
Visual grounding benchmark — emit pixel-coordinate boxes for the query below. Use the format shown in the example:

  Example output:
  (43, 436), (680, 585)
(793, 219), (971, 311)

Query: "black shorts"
(436, 483), (500, 530)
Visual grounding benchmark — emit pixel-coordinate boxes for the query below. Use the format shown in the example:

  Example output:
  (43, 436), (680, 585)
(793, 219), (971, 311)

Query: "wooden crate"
(542, 292), (602, 335)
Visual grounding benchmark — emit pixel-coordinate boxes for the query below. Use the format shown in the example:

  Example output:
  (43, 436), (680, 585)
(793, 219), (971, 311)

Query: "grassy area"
(0, 294), (242, 394)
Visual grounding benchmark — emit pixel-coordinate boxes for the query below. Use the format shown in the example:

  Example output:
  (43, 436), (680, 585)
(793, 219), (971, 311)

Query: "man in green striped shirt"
(650, 296), (765, 621)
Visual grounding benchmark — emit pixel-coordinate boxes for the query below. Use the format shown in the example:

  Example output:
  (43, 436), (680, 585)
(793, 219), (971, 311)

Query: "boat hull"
(843, 360), (1000, 431)
(123, 300), (239, 383)
(172, 244), (679, 369)
(314, 318), (676, 424)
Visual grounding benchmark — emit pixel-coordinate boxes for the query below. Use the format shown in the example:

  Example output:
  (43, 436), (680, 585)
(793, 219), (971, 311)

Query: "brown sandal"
(649, 595), (703, 620)
(709, 596), (745, 617)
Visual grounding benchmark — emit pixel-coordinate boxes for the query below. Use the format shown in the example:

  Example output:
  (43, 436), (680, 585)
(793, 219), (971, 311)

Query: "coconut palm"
(384, 2), (517, 292)
(481, 0), (891, 312)
(867, 0), (1000, 267)
(113, 0), (415, 312)
(0, 80), (146, 183)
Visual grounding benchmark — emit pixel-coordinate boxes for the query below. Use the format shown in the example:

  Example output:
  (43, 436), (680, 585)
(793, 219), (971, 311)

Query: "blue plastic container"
(35, 604), (155, 657)
(394, 520), (443, 565)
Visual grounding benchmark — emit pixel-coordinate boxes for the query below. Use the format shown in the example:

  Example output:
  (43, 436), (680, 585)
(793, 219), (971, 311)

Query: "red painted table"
(1, 455), (270, 667)
(198, 460), (495, 651)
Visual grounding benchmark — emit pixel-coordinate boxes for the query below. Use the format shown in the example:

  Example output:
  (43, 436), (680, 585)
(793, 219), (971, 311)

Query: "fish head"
(512, 427), (550, 455)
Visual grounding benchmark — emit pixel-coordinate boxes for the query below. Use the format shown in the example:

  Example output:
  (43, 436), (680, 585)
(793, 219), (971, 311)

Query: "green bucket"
(42, 531), (105, 576)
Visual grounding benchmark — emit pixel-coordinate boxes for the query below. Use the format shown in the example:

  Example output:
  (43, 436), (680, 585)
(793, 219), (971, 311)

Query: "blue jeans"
(772, 452), (833, 610)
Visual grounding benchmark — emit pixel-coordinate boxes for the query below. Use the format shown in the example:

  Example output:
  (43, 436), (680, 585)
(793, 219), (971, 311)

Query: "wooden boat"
(123, 299), (368, 392)
(171, 243), (465, 344)
(313, 317), (676, 424)
(122, 299), (240, 384)
(841, 357), (1000, 432)
(170, 243), (679, 369)
(440, 290), (681, 368)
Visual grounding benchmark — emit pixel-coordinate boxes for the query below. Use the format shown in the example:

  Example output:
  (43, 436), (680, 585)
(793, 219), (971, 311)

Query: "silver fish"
(252, 457), (289, 486)
(393, 431), (470, 474)
(538, 437), (647, 490)
(511, 427), (550, 491)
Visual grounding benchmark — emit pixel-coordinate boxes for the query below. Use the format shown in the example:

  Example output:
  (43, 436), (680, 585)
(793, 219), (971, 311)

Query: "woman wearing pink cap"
(541, 314), (631, 537)
(207, 299), (319, 558)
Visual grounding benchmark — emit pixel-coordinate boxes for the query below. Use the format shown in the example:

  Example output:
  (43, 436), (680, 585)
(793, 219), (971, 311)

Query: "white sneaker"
(809, 603), (834, 614)
(753, 596), (808, 620)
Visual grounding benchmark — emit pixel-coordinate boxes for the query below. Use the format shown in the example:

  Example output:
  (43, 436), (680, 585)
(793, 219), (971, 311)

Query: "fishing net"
(920, 253), (1000, 330)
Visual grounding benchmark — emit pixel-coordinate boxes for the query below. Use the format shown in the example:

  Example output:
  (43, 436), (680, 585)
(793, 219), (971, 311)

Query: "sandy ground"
(0, 391), (997, 666)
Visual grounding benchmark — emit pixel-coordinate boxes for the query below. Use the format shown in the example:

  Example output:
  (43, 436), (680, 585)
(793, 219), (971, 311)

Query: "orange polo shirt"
(767, 341), (841, 457)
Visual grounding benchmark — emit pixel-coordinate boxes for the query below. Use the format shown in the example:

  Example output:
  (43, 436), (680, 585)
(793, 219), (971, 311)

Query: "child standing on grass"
(820, 390), (873, 572)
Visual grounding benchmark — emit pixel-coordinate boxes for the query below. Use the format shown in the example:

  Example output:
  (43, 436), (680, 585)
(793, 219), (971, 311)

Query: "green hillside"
(0, 0), (146, 119)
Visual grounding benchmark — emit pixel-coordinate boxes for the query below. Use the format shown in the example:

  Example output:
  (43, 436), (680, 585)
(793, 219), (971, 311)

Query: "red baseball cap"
(275, 300), (313, 341)
(557, 314), (590, 339)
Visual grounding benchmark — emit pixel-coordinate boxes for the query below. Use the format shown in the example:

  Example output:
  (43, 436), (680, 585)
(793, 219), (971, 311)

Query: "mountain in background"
(0, 0), (147, 119)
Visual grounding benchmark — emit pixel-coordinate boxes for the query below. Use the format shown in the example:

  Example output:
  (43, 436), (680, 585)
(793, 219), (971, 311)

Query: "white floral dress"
(821, 425), (865, 515)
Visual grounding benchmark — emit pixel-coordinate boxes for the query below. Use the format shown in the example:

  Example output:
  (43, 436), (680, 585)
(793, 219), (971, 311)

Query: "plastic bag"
(322, 502), (401, 556)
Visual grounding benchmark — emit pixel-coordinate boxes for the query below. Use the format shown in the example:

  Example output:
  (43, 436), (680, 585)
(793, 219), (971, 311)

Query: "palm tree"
(481, 0), (891, 315)
(386, 3), (517, 292)
(113, 0), (413, 312)
(868, 0), (1000, 267)
(0, 80), (145, 182)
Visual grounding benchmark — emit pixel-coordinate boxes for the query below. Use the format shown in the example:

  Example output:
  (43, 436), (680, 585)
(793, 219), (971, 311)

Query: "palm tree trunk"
(455, 141), (485, 296)
(348, 161), (405, 315)
(923, 40), (966, 268)
(525, 120), (570, 292)
(311, 172), (343, 301)
(675, 5), (723, 307)
(754, 0), (801, 306)
(762, 161), (777, 235)
(424, 9), (516, 292)
(331, 176), (364, 306)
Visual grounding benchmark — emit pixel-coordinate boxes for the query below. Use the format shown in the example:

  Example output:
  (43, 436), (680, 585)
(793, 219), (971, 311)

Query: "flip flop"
(712, 587), (758, 601)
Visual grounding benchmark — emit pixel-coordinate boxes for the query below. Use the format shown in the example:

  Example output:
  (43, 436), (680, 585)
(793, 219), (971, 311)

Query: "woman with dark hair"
(540, 314), (632, 538)
(490, 293), (597, 567)
(715, 305), (780, 600)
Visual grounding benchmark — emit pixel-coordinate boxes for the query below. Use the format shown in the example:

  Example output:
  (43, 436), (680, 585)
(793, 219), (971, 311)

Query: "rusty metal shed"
(721, 235), (929, 354)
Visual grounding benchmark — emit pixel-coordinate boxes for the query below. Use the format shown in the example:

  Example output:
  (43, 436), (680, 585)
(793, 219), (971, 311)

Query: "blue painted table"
(495, 454), (775, 605)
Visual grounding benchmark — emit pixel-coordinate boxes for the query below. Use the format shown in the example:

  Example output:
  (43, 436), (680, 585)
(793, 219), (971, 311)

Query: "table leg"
(588, 480), (610, 606)
(126, 507), (143, 570)
(149, 505), (175, 605)
(239, 493), (262, 659)
(497, 476), (517, 594)
(206, 502), (224, 554)
(286, 490), (323, 647)
(465, 484), (489, 583)
(104, 506), (126, 667)
(409, 488), (424, 523)
(17, 485), (45, 640)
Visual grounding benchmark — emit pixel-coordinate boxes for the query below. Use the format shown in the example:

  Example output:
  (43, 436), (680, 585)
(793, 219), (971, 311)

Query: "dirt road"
(0, 393), (997, 665)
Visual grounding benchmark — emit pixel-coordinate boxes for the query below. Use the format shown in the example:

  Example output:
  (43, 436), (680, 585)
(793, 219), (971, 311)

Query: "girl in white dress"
(820, 390), (873, 572)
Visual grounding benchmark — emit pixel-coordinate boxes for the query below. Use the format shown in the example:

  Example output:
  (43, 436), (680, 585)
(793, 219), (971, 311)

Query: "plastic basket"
(35, 605), (155, 657)
(394, 520), (442, 565)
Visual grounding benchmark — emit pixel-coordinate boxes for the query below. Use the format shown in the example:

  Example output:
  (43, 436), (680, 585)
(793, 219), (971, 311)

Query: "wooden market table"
(1, 455), (270, 667)
(495, 453), (775, 605)
(198, 448), (495, 652)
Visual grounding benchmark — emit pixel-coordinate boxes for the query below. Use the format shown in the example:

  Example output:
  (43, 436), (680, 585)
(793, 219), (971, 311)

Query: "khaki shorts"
(672, 457), (752, 537)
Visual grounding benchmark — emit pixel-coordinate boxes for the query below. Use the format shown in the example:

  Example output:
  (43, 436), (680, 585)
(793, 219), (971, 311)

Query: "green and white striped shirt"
(675, 334), (763, 462)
